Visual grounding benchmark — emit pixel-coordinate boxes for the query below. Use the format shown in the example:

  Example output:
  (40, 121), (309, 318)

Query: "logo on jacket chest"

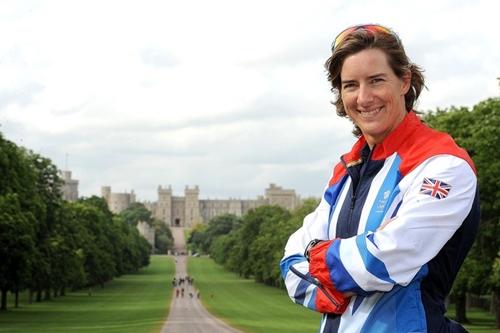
(375, 190), (391, 213)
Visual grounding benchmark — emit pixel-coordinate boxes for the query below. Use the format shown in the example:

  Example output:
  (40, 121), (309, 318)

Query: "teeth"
(358, 107), (382, 117)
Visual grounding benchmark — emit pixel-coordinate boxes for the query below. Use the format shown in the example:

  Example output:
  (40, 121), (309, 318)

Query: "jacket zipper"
(342, 146), (375, 233)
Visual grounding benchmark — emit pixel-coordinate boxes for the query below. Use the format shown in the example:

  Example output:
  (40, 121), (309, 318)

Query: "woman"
(280, 24), (479, 333)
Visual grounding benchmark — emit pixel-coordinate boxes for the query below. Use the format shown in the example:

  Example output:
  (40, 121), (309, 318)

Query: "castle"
(101, 183), (299, 227)
(101, 186), (137, 213)
(60, 170), (79, 202)
(61, 171), (299, 249)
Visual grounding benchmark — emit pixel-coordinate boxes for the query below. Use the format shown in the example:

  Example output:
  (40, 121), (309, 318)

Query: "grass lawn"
(448, 306), (500, 333)
(188, 257), (499, 333)
(0, 255), (175, 333)
(188, 257), (320, 333)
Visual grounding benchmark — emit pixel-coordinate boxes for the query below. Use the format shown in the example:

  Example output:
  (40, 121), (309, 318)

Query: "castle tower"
(157, 185), (172, 226)
(184, 185), (201, 227)
(61, 170), (79, 202)
(101, 186), (111, 204)
(265, 183), (298, 210)
(100, 186), (134, 214)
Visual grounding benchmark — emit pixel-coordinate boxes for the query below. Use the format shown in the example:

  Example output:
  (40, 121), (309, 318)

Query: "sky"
(0, 0), (499, 202)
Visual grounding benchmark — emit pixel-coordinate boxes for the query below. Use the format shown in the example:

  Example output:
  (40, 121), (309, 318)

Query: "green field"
(1, 255), (497, 333)
(0, 255), (175, 333)
(188, 256), (320, 333)
(460, 307), (500, 333)
(188, 257), (499, 333)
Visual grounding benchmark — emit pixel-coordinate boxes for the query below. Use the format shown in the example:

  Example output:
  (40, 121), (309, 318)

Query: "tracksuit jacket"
(280, 111), (480, 333)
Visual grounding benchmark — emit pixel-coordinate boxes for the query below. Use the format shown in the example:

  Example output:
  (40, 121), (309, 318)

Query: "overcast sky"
(1, 0), (498, 201)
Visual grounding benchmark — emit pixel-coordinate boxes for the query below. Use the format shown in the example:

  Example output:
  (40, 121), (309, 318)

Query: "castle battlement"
(102, 184), (300, 228)
(101, 186), (136, 214)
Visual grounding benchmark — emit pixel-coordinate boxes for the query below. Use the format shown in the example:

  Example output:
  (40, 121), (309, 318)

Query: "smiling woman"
(325, 24), (424, 139)
(280, 24), (480, 333)
(339, 48), (410, 147)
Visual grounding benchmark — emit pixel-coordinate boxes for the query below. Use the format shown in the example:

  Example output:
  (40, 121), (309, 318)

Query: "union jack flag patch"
(419, 177), (451, 199)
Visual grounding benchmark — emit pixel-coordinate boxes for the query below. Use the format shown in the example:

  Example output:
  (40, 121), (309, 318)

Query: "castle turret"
(101, 186), (111, 204)
(61, 170), (79, 202)
(100, 186), (135, 214)
(184, 185), (201, 227)
(265, 183), (298, 210)
(157, 185), (173, 226)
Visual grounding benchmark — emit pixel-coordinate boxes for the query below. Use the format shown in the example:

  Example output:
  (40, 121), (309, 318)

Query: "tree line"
(423, 97), (499, 326)
(0, 133), (152, 311)
(188, 201), (319, 288)
(188, 97), (499, 327)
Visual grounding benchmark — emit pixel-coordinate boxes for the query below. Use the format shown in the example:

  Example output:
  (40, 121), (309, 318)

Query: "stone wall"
(136, 221), (155, 250)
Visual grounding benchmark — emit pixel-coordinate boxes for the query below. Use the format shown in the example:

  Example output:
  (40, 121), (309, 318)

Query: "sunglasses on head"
(333, 24), (400, 50)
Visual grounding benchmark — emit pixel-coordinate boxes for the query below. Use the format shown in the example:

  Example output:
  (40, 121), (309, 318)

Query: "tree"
(28, 153), (64, 301)
(424, 97), (500, 325)
(0, 130), (152, 310)
(250, 199), (318, 287)
(72, 199), (116, 287)
(210, 233), (237, 265)
(0, 194), (36, 310)
(203, 214), (241, 253)
(231, 206), (290, 278)
(154, 219), (174, 254)
(54, 202), (87, 292)
(187, 214), (241, 254)
(0, 135), (38, 309)
(119, 202), (153, 226)
(187, 223), (208, 254)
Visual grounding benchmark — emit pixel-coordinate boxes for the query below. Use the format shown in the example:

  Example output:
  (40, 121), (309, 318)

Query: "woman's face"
(340, 48), (410, 147)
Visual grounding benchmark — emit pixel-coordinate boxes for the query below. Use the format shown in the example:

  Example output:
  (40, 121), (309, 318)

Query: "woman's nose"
(357, 84), (374, 106)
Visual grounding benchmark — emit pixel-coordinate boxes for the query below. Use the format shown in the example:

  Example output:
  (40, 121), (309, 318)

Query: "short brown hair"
(325, 25), (425, 136)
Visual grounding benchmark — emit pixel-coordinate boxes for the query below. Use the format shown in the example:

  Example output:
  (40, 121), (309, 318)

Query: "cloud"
(141, 48), (178, 68)
(0, 82), (44, 110)
(0, 0), (498, 202)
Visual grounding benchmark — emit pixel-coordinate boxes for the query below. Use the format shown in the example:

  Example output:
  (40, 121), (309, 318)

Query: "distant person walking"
(161, 252), (243, 333)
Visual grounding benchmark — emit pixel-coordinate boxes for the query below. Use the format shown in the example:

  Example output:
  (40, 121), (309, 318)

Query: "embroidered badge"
(419, 177), (451, 199)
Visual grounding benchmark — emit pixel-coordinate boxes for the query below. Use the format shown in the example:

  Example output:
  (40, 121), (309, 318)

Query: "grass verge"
(188, 256), (319, 333)
(188, 257), (499, 333)
(450, 307), (500, 333)
(0, 255), (175, 333)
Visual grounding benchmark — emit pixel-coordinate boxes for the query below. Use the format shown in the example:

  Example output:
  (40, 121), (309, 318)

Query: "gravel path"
(161, 228), (244, 333)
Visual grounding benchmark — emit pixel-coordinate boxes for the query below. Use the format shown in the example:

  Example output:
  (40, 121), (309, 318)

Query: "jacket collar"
(341, 111), (421, 164)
